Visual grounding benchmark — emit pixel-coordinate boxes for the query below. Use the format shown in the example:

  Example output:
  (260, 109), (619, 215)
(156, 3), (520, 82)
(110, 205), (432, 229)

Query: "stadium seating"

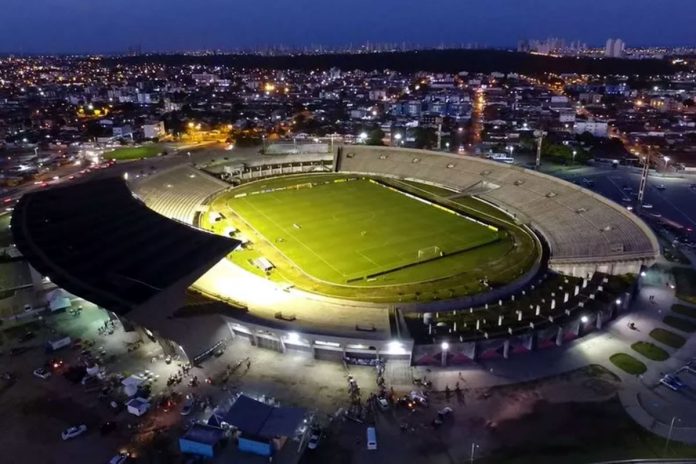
(338, 146), (659, 271)
(132, 166), (229, 224)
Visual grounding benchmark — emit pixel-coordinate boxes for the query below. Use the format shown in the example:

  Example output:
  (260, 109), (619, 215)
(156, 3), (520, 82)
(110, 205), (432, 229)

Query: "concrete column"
(555, 327), (563, 346)
(441, 349), (447, 367)
(503, 340), (510, 359)
(596, 313), (603, 330)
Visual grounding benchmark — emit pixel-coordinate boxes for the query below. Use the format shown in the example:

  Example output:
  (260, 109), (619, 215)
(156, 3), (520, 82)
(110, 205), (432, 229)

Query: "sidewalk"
(403, 263), (696, 444)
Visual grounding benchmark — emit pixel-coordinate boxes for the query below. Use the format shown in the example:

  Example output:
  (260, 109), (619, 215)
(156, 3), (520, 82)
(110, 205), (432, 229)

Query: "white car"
(108, 452), (131, 464)
(33, 367), (51, 380)
(307, 432), (320, 450)
(180, 395), (195, 416)
(61, 424), (87, 440)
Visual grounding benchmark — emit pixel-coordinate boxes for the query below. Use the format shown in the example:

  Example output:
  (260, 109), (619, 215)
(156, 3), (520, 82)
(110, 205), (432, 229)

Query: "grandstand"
(336, 146), (659, 276)
(132, 165), (229, 224)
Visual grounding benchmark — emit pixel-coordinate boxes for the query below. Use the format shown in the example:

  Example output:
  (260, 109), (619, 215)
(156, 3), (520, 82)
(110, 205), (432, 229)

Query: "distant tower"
(605, 39), (615, 57)
(605, 38), (625, 58)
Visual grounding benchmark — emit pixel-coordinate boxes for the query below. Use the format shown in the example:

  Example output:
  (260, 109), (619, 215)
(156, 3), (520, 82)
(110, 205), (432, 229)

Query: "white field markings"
(237, 194), (353, 279)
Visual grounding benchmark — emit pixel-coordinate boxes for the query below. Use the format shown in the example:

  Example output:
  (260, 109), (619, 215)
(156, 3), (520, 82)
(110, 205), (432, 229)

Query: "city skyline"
(1, 0), (695, 53)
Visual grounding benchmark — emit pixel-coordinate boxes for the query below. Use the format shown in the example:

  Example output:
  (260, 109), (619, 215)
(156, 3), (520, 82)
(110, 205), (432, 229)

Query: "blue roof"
(182, 423), (225, 445)
(222, 395), (305, 439)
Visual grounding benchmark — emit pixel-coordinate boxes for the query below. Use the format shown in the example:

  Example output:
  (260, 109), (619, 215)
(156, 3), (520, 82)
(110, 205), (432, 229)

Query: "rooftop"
(11, 177), (239, 314)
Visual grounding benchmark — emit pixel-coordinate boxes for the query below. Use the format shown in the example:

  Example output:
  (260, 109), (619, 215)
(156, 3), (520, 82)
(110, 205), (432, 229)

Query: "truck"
(46, 336), (72, 352)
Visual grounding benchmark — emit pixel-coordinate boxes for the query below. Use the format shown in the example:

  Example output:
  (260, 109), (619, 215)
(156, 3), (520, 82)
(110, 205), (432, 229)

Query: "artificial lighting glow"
(387, 340), (407, 355)
(580, 316), (589, 323)
(286, 332), (301, 344)
(441, 341), (449, 351)
(615, 299), (622, 305)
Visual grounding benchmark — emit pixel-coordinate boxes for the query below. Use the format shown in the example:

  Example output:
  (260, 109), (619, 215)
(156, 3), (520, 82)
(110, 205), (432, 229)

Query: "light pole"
(393, 132), (402, 147)
(664, 416), (679, 454)
(470, 442), (479, 463)
(441, 341), (449, 367)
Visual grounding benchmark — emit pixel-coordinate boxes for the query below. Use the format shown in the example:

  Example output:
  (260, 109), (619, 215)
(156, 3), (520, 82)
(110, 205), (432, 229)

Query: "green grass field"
(203, 174), (539, 302)
(610, 353), (647, 375)
(105, 144), (165, 161)
(228, 178), (499, 284)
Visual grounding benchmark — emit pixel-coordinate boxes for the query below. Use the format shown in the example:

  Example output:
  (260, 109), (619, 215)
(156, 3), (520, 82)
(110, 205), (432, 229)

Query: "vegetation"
(673, 267), (696, 304)
(672, 304), (696, 319)
(609, 353), (647, 375)
(479, 398), (696, 464)
(663, 315), (696, 333)
(105, 144), (165, 160)
(631, 341), (669, 361)
(0, 214), (12, 248)
(109, 49), (680, 76)
(649, 328), (686, 349)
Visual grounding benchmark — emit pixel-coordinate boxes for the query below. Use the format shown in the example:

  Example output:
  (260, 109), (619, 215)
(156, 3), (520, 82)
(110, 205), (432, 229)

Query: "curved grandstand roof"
(11, 177), (239, 314)
(337, 146), (660, 267)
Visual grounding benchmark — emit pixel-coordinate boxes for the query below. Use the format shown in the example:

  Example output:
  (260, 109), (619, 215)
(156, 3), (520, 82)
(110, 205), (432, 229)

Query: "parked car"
(180, 395), (195, 416)
(33, 367), (51, 380)
(19, 331), (35, 342)
(307, 431), (320, 450)
(108, 452), (132, 464)
(61, 424), (87, 440)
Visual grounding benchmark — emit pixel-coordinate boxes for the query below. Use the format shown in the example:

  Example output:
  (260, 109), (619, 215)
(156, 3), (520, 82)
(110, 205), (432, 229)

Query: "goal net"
(417, 245), (443, 260)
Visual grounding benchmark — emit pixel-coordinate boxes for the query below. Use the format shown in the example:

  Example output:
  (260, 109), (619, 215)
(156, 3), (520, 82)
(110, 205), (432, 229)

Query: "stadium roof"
(223, 395), (306, 440)
(11, 177), (239, 314)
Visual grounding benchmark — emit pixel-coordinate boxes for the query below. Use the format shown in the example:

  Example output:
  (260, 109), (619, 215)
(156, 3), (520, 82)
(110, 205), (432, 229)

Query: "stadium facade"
(11, 147), (659, 366)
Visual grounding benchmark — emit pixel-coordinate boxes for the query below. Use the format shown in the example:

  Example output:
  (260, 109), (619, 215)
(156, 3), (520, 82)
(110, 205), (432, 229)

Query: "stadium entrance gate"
(256, 334), (282, 353)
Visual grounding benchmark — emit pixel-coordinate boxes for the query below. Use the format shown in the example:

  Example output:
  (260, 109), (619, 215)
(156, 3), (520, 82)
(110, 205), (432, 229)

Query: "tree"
(367, 128), (385, 146)
(414, 127), (437, 149)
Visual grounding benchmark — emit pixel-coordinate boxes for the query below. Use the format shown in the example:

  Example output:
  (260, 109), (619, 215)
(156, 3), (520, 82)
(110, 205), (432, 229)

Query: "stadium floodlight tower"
(637, 146), (652, 209)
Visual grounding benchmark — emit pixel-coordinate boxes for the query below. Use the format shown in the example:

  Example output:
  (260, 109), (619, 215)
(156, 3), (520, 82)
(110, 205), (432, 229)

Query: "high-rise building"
(605, 38), (625, 58)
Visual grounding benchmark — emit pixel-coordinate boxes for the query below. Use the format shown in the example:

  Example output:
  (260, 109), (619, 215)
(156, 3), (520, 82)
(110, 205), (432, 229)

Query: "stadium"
(12, 146), (660, 365)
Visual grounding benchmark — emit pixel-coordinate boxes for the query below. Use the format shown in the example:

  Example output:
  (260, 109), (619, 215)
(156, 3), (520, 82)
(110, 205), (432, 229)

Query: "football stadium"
(12, 146), (660, 365)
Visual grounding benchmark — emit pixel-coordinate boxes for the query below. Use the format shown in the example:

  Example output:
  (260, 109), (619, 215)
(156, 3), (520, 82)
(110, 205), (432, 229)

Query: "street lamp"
(470, 442), (479, 463)
(358, 132), (368, 143)
(441, 341), (449, 351)
(580, 315), (588, 324)
(393, 132), (402, 147)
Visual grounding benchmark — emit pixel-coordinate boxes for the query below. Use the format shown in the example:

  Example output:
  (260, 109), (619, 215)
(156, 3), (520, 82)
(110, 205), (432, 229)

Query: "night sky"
(1, 0), (695, 53)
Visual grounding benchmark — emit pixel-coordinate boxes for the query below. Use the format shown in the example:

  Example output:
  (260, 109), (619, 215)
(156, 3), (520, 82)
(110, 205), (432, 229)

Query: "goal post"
(417, 245), (443, 261)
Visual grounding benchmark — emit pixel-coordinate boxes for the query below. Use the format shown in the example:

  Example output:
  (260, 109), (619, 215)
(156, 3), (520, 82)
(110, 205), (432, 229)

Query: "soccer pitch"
(226, 178), (500, 284)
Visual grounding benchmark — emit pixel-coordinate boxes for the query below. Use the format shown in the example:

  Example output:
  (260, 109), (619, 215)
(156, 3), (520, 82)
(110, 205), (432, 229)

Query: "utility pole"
(436, 120), (443, 150)
(534, 130), (546, 170)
